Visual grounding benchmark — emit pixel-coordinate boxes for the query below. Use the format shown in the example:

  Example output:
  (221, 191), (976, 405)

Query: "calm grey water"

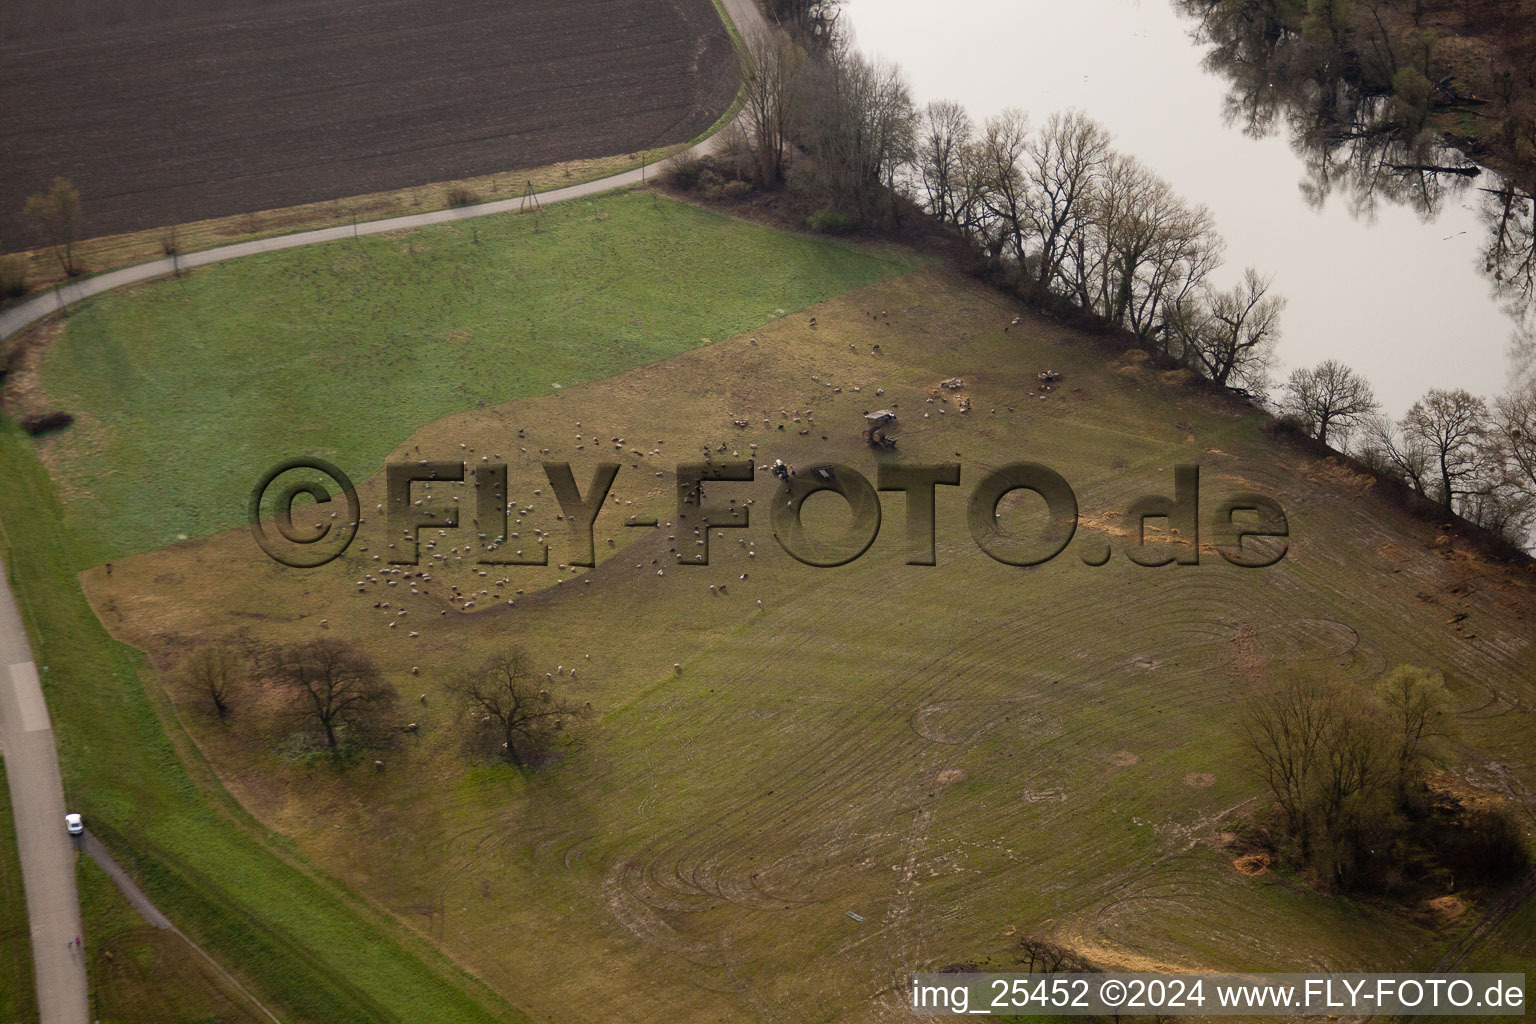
(848, 0), (1524, 415)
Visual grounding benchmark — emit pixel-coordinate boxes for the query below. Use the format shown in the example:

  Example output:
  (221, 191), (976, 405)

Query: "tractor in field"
(863, 409), (897, 450)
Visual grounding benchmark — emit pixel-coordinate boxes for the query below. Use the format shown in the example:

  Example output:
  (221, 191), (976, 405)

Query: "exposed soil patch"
(1304, 458), (1376, 495)
(1425, 895), (1468, 923)
(1233, 853), (1272, 877)
(1227, 624), (1264, 683)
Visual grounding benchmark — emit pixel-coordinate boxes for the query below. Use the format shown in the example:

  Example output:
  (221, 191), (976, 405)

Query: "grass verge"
(5, 149), (693, 306)
(0, 760), (38, 1024)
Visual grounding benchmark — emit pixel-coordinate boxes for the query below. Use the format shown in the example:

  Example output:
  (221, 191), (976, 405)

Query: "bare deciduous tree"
(1458, 391), (1536, 540)
(764, 0), (840, 49)
(260, 637), (397, 750)
(1494, 383), (1536, 503)
(1243, 675), (1395, 885)
(1283, 359), (1379, 446)
(1016, 936), (1092, 973)
(451, 649), (587, 767)
(916, 100), (973, 228)
(742, 35), (804, 186)
(178, 643), (245, 718)
(1401, 388), (1494, 511)
(1243, 676), (1335, 858)
(972, 109), (1034, 266)
(1308, 690), (1394, 885)
(1021, 109), (1111, 296)
(1173, 268), (1284, 392)
(792, 40), (916, 225)
(1480, 185), (1536, 310)
(1375, 665), (1457, 799)
(1360, 410), (1431, 491)
(1093, 154), (1223, 346)
(1458, 486), (1536, 543)
(23, 177), (82, 277)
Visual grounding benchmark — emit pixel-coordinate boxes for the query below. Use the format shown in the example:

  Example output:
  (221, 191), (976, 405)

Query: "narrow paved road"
(0, 3), (769, 1021)
(0, 558), (89, 1024)
(0, 0), (770, 345)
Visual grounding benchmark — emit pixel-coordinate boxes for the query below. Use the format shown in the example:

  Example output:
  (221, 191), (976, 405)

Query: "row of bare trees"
(179, 636), (400, 750)
(1278, 358), (1536, 545)
(1363, 384), (1536, 540)
(737, 27), (1287, 393)
(738, 32), (916, 229)
(737, 19), (1535, 551)
(176, 638), (584, 768)
(915, 102), (1286, 392)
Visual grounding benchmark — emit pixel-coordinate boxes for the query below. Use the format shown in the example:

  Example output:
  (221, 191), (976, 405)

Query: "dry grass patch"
(74, 267), (1536, 1021)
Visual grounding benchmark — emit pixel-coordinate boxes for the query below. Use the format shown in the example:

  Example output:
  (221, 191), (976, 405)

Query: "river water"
(847, 0), (1529, 415)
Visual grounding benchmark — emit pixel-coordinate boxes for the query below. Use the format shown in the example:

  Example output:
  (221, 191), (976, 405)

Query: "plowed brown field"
(0, 0), (738, 243)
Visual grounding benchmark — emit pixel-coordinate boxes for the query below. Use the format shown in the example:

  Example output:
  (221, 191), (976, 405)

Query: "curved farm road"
(0, 1), (768, 1020)
(0, 0), (769, 344)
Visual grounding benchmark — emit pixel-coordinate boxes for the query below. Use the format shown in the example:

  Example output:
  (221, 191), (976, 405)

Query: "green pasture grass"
(34, 189), (921, 566)
(78, 266), (1536, 1021)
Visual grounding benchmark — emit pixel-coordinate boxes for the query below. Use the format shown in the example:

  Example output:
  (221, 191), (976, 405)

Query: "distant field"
(79, 265), (1536, 1022)
(0, 0), (737, 243)
(29, 190), (923, 565)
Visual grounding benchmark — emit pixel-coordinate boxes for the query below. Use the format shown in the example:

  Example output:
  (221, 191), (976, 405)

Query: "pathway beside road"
(0, 558), (88, 1024)
(81, 833), (283, 1024)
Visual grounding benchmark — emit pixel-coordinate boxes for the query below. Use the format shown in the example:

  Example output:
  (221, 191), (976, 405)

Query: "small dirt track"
(0, 0), (739, 242)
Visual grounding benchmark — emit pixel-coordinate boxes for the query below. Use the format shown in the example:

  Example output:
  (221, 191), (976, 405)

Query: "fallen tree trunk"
(1390, 163), (1482, 177)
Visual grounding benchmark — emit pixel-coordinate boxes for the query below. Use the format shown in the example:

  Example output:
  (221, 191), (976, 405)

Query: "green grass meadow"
(5, 180), (1535, 1022)
(77, 855), (264, 1024)
(69, 262), (1536, 1021)
(37, 190), (920, 565)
